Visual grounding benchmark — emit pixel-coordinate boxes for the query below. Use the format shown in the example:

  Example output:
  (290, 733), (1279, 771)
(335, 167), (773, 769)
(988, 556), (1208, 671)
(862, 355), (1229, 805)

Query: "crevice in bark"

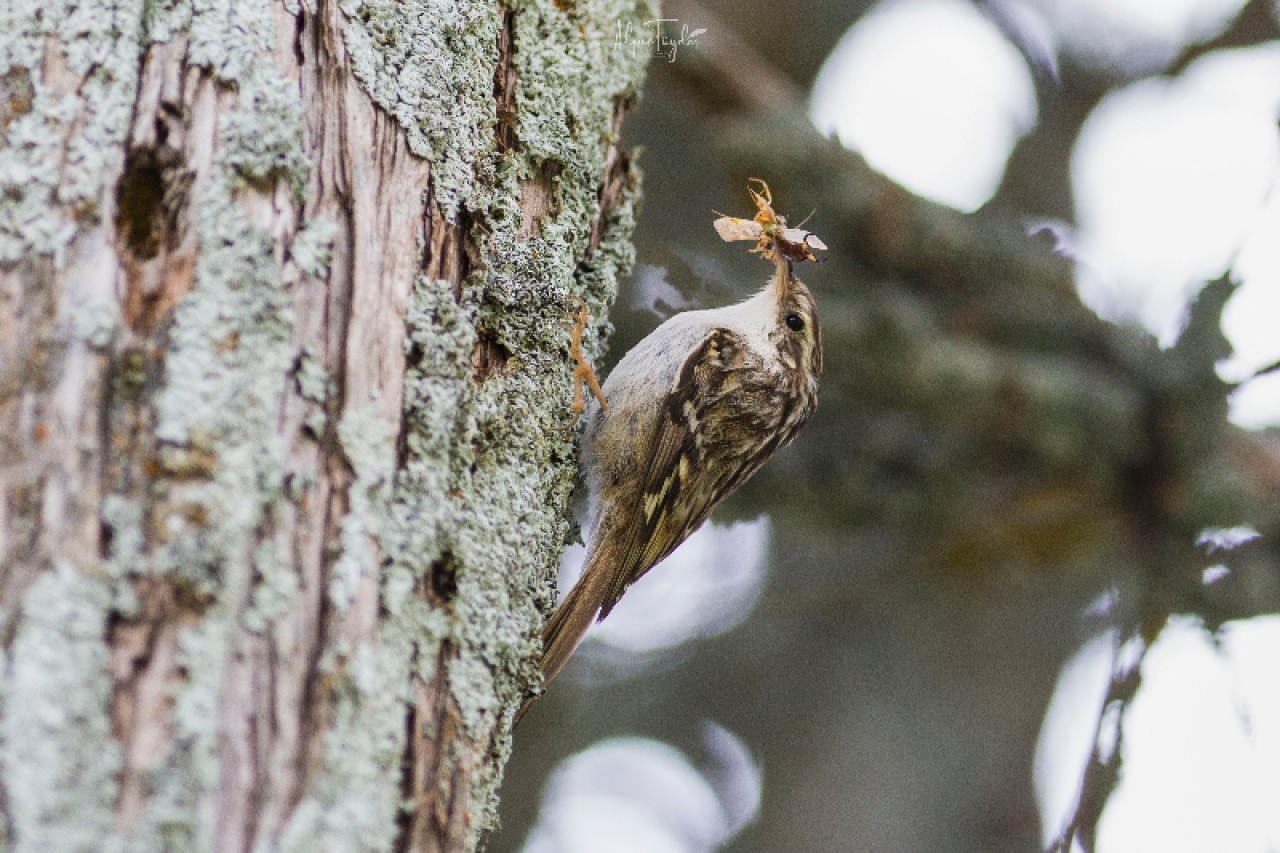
(515, 159), (561, 240)
(102, 92), (193, 822)
(115, 134), (195, 333)
(395, 693), (420, 849)
(293, 8), (307, 70)
(396, 638), (475, 853)
(427, 552), (459, 606)
(493, 8), (518, 154)
(471, 329), (510, 382)
(587, 96), (635, 253)
(422, 193), (473, 301)
(116, 149), (167, 258)
(296, 14), (361, 814)
(299, 216), (355, 817)
(108, 579), (205, 830)
(287, 520), (333, 828)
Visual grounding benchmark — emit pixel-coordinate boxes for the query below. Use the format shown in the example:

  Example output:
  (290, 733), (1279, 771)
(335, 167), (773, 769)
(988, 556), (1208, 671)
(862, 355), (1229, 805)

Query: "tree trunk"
(0, 0), (651, 849)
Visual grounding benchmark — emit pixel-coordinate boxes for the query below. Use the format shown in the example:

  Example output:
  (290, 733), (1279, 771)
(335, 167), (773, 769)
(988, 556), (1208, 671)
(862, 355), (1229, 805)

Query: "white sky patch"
(1196, 524), (1262, 553)
(632, 263), (696, 317)
(558, 515), (769, 655)
(1202, 564), (1230, 584)
(1229, 372), (1280, 429)
(521, 727), (762, 853)
(1035, 616), (1280, 852)
(1034, 631), (1114, 846)
(1070, 44), (1280, 426)
(1072, 45), (1280, 344)
(1222, 177), (1280, 427)
(809, 0), (1037, 212)
(1017, 0), (1246, 74)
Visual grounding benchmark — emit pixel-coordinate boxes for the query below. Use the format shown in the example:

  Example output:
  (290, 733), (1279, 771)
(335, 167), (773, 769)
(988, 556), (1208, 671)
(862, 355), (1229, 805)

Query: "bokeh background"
(495, 1), (1280, 850)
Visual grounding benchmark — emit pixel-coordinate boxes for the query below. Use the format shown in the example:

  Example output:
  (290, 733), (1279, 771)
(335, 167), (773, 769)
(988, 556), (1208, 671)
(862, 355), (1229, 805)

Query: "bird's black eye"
(785, 313), (805, 331)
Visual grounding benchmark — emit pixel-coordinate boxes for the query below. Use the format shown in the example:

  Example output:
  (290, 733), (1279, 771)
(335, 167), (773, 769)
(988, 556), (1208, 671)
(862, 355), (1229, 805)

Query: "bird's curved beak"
(772, 253), (792, 303)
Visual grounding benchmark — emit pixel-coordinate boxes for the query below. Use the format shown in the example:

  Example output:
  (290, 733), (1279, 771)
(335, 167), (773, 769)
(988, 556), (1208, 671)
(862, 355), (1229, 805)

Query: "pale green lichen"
(295, 344), (333, 436)
(244, 539), (297, 631)
(221, 69), (311, 201)
(277, 641), (413, 853)
(339, 0), (501, 216)
(289, 215), (340, 279)
(364, 0), (650, 839)
(0, 0), (143, 262)
(329, 403), (396, 611)
(156, 620), (227, 846)
(144, 0), (191, 43)
(71, 295), (122, 349)
(278, 283), (472, 850)
(513, 0), (653, 178)
(5, 0), (650, 846)
(286, 0), (651, 837)
(153, 80), (303, 448)
(88, 0), (311, 845)
(390, 275), (477, 565)
(296, 346), (331, 402)
(0, 564), (120, 853)
(188, 0), (274, 80)
(0, 0), (157, 846)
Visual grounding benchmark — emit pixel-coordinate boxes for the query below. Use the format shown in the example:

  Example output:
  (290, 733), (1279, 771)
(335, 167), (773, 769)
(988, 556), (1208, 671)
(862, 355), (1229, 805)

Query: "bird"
(517, 180), (824, 723)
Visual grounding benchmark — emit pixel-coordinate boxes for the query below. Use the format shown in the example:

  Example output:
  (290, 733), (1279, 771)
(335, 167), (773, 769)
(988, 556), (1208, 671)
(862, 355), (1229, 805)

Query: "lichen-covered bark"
(0, 0), (652, 848)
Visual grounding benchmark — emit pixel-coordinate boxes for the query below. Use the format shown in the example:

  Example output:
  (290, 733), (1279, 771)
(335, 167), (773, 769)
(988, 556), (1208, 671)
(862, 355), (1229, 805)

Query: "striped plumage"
(518, 255), (821, 722)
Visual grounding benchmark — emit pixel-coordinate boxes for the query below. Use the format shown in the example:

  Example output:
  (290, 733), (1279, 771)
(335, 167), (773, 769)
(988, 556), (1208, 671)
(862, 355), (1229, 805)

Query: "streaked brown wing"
(598, 328), (782, 618)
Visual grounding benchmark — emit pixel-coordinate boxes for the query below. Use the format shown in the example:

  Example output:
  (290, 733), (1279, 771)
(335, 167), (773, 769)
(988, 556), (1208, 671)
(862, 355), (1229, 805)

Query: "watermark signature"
(613, 18), (706, 63)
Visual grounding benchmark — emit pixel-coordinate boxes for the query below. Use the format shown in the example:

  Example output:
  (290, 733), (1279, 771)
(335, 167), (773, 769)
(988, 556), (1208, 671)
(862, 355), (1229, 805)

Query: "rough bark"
(0, 0), (651, 850)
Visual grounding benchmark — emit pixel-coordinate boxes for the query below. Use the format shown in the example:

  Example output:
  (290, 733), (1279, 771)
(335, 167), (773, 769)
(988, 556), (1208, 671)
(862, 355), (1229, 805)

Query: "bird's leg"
(563, 296), (608, 428)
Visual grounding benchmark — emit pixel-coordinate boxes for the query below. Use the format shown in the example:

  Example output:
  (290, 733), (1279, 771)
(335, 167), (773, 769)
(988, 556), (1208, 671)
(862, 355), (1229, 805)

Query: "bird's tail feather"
(515, 559), (609, 725)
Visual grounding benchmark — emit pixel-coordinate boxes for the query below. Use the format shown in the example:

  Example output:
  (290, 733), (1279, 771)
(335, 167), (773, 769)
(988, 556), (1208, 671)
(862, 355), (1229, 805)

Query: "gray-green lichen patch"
(188, 0), (274, 80)
(72, 294), (123, 349)
(295, 343), (334, 436)
(153, 69), (306, 450)
(0, 0), (651, 848)
(339, 0), (501, 216)
(347, 0), (652, 838)
(220, 69), (312, 203)
(471, 0), (653, 362)
(296, 0), (654, 816)
(277, 641), (412, 853)
(0, 564), (120, 853)
(512, 0), (655, 185)
(295, 346), (331, 403)
(329, 403), (396, 611)
(276, 388), (451, 853)
(0, 0), (144, 262)
(282, 275), (482, 848)
(93, 5), (312, 843)
(289, 215), (340, 279)
(389, 276), (478, 576)
(245, 539), (297, 631)
(143, 0), (191, 43)
(378, 267), (583, 845)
